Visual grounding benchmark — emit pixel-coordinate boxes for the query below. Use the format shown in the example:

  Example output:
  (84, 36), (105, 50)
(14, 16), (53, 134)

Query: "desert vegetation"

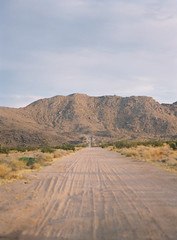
(102, 140), (177, 173)
(0, 144), (76, 184)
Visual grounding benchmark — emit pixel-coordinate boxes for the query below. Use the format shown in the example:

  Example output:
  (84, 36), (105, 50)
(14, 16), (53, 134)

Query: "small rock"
(159, 159), (168, 163)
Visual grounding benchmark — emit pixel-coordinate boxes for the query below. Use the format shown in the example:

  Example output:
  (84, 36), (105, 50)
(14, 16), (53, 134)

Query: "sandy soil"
(0, 148), (177, 240)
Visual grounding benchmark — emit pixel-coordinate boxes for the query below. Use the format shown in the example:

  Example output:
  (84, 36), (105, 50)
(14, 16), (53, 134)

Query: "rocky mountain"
(0, 94), (177, 147)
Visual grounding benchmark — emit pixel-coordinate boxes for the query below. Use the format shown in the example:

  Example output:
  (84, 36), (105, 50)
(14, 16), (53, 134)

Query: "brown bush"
(0, 164), (11, 178)
(54, 153), (60, 158)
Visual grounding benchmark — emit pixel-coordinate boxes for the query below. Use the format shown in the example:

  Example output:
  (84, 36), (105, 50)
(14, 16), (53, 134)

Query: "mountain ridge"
(0, 94), (177, 147)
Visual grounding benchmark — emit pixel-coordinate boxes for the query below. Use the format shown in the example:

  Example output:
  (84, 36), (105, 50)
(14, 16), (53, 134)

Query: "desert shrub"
(41, 147), (55, 153)
(101, 144), (107, 148)
(104, 140), (165, 149)
(0, 163), (11, 178)
(19, 157), (36, 166)
(14, 147), (27, 152)
(26, 146), (40, 151)
(10, 159), (26, 171)
(0, 147), (10, 154)
(10, 146), (40, 152)
(54, 153), (60, 158)
(43, 154), (53, 162)
(143, 141), (164, 147)
(18, 154), (54, 169)
(115, 141), (137, 149)
(30, 163), (41, 169)
(124, 150), (139, 158)
(79, 144), (88, 148)
(54, 144), (75, 151)
(121, 145), (174, 162)
(101, 142), (113, 148)
(5, 172), (19, 180)
(168, 141), (177, 150)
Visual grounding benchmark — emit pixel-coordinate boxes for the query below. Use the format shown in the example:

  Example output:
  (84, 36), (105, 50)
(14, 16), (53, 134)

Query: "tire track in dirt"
(0, 148), (177, 240)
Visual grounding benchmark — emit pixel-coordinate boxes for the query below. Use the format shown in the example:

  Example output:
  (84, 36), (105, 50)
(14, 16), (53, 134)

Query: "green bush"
(19, 157), (36, 166)
(168, 141), (177, 150)
(41, 147), (55, 153)
(101, 144), (107, 148)
(78, 144), (88, 148)
(141, 141), (164, 147)
(0, 147), (10, 154)
(54, 144), (75, 151)
(10, 146), (40, 152)
(26, 146), (40, 151)
(115, 141), (137, 149)
(114, 140), (164, 149)
(101, 140), (165, 149)
(15, 147), (26, 152)
(101, 142), (113, 148)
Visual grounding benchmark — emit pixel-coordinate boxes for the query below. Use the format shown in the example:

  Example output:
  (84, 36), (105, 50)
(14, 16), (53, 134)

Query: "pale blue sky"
(0, 0), (177, 107)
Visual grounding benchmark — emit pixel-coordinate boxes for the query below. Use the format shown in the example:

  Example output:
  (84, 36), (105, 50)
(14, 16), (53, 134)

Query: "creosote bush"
(101, 140), (177, 149)
(0, 144), (76, 156)
(41, 147), (55, 153)
(167, 141), (177, 150)
(0, 145), (10, 154)
(54, 144), (75, 151)
(19, 157), (36, 166)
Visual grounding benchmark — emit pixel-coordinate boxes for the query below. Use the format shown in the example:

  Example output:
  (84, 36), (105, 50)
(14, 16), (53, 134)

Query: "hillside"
(0, 94), (177, 147)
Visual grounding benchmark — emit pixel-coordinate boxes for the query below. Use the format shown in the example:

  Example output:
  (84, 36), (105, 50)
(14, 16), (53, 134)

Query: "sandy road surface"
(0, 148), (177, 240)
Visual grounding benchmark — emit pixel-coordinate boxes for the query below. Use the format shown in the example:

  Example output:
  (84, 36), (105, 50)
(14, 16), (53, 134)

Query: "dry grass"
(0, 163), (11, 178)
(0, 162), (28, 185)
(0, 148), (74, 184)
(113, 144), (177, 173)
(31, 163), (41, 170)
(43, 154), (53, 162)
(54, 153), (61, 158)
(10, 159), (26, 170)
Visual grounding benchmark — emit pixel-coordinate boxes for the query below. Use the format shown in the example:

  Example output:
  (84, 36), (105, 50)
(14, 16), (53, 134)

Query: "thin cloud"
(0, 0), (177, 107)
(0, 95), (43, 108)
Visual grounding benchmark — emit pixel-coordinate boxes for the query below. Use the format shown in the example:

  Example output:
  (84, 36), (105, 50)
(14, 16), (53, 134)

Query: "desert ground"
(0, 148), (177, 240)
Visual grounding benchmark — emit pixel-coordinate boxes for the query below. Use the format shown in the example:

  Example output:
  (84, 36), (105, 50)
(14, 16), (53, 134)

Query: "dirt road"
(0, 148), (177, 240)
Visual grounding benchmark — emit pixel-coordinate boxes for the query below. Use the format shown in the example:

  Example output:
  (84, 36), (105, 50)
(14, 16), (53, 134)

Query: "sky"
(0, 0), (177, 108)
